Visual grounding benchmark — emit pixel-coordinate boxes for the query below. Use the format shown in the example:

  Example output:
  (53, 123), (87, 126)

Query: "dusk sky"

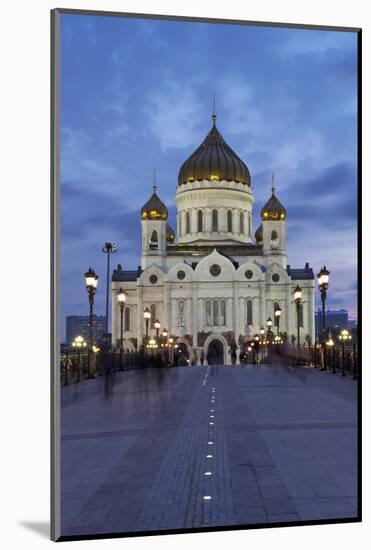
(60, 13), (358, 341)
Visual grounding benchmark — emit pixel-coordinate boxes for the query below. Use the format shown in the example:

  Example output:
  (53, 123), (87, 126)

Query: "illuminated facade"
(112, 114), (315, 364)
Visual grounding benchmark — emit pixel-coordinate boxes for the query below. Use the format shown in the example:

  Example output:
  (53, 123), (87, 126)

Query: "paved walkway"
(60, 364), (358, 537)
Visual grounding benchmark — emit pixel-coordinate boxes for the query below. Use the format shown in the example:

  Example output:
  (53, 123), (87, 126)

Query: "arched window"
(298, 304), (304, 327)
(197, 210), (203, 232)
(212, 209), (218, 232)
(246, 300), (253, 325)
(213, 300), (219, 326)
(186, 212), (191, 234)
(240, 211), (244, 234)
(178, 300), (185, 327)
(220, 300), (226, 326)
(124, 307), (131, 331)
(227, 210), (233, 232)
(274, 302), (280, 327)
(205, 300), (212, 326)
(271, 230), (278, 240)
(150, 304), (156, 328)
(149, 230), (158, 250)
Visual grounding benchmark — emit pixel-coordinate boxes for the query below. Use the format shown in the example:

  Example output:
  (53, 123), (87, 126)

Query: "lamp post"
(326, 337), (335, 373)
(117, 288), (126, 370)
(102, 242), (117, 335)
(267, 317), (273, 362)
(317, 266), (330, 371)
(339, 329), (352, 377)
(260, 326), (265, 362)
(169, 337), (174, 365)
(294, 285), (302, 365)
(154, 319), (161, 341)
(275, 305), (282, 336)
(161, 328), (169, 365)
(84, 267), (99, 378)
(72, 335), (87, 382)
(143, 308), (151, 345)
(254, 334), (260, 363)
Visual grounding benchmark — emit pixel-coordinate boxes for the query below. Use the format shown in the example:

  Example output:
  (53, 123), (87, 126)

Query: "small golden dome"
(141, 185), (168, 221)
(261, 187), (287, 221)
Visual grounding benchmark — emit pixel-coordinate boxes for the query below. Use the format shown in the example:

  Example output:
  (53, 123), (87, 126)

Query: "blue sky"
(60, 13), (358, 340)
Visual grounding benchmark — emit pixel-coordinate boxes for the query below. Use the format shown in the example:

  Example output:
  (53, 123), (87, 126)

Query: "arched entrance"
(207, 339), (224, 365)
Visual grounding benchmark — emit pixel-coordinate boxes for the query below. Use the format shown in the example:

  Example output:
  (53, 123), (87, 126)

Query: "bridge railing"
(60, 349), (172, 385)
(272, 344), (358, 379)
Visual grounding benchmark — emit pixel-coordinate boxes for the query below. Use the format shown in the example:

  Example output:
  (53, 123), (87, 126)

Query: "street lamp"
(294, 285), (302, 364)
(72, 335), (87, 382)
(169, 337), (174, 365)
(260, 326), (265, 363)
(317, 266), (330, 370)
(84, 267), (99, 378)
(102, 242), (117, 334)
(275, 305), (282, 336)
(154, 319), (161, 340)
(266, 317), (273, 361)
(317, 266), (330, 336)
(117, 287), (126, 369)
(326, 337), (335, 373)
(339, 329), (351, 376)
(143, 308), (151, 344)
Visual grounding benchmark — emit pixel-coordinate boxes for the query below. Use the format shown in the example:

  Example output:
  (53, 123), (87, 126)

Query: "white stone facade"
(111, 120), (315, 364)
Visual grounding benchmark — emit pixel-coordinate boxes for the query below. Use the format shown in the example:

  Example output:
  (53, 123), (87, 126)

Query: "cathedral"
(111, 113), (315, 364)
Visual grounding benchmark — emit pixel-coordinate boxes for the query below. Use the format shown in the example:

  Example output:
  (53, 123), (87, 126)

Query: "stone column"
(186, 298), (192, 335)
(226, 297), (233, 331)
(192, 287), (199, 363)
(232, 208), (238, 235)
(259, 281), (266, 328)
(285, 284), (292, 342)
(205, 208), (212, 234)
(219, 207), (227, 233)
(171, 298), (177, 336)
(253, 296), (260, 335)
(137, 286), (143, 347)
(163, 284), (170, 332)
(233, 285), (240, 364)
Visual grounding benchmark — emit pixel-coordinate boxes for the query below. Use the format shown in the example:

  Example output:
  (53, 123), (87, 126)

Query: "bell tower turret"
(261, 177), (287, 269)
(141, 176), (168, 269)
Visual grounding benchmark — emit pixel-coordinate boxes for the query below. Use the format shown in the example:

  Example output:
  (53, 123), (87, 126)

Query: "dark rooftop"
(167, 242), (263, 257)
(112, 264), (142, 282)
(287, 262), (314, 280)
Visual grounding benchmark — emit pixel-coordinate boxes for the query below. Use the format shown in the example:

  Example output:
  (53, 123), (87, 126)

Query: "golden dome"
(141, 185), (168, 221)
(261, 187), (287, 221)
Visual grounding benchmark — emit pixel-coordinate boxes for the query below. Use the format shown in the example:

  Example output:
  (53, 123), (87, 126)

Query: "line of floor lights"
(204, 385), (216, 501)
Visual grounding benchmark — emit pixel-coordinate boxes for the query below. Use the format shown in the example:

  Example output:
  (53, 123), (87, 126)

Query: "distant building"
(66, 315), (106, 346)
(315, 309), (348, 333)
(348, 318), (357, 330)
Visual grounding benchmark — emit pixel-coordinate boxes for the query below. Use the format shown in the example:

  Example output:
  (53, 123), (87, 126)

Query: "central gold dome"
(178, 116), (251, 186)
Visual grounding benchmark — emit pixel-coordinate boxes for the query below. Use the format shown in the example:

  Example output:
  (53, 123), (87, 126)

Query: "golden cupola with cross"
(141, 176), (169, 268)
(175, 109), (254, 246)
(261, 176), (287, 268)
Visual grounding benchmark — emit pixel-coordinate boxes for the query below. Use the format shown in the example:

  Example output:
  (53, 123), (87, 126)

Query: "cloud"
(144, 82), (206, 151)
